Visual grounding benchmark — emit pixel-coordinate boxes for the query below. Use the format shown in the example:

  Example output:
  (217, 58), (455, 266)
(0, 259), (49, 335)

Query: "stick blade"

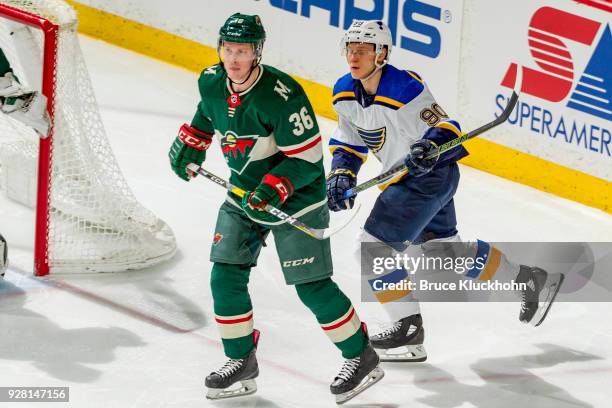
(319, 204), (361, 239)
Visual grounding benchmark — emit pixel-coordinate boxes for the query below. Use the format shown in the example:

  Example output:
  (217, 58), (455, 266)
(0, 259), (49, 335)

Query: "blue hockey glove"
(326, 168), (356, 212)
(404, 139), (440, 177)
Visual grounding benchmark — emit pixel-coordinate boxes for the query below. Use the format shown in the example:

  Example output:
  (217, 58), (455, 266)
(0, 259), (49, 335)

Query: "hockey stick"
(343, 90), (520, 199)
(186, 163), (358, 240)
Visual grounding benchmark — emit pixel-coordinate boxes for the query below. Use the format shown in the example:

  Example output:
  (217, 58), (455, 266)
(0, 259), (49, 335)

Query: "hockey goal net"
(0, 0), (176, 275)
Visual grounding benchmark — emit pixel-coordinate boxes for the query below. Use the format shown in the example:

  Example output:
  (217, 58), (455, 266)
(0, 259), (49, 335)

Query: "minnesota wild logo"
(220, 131), (258, 173)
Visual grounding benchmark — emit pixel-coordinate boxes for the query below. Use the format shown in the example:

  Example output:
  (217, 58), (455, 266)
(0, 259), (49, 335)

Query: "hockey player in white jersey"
(327, 20), (564, 362)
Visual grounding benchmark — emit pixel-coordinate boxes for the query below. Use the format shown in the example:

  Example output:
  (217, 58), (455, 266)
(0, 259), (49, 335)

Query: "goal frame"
(0, 1), (177, 276)
(1, 3), (59, 276)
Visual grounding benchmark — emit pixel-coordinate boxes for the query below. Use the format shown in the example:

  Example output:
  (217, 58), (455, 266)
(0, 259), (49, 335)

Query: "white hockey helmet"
(341, 20), (392, 60)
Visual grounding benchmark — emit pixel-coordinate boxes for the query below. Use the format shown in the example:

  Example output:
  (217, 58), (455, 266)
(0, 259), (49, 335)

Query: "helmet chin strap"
(359, 59), (387, 83)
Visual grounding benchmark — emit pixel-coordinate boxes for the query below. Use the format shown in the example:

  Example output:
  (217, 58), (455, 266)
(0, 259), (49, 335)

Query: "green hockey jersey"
(191, 64), (327, 218)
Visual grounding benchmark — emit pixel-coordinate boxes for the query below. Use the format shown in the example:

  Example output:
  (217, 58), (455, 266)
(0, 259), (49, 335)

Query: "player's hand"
(404, 139), (439, 177)
(169, 123), (212, 181)
(242, 174), (292, 223)
(326, 168), (356, 212)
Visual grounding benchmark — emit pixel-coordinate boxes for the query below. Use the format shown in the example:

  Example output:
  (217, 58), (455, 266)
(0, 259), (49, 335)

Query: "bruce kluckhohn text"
(371, 279), (527, 292)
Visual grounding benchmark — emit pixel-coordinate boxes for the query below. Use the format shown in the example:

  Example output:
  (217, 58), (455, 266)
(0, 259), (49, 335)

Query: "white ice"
(1, 35), (611, 408)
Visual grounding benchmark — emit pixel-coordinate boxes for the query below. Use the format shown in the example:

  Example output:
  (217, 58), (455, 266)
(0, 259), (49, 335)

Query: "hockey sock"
(210, 262), (255, 359)
(459, 240), (520, 283)
(358, 230), (422, 321)
(420, 237), (521, 289)
(295, 278), (368, 359)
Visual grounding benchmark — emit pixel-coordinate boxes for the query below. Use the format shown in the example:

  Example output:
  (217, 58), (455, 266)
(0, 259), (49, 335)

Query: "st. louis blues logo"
(356, 126), (386, 153)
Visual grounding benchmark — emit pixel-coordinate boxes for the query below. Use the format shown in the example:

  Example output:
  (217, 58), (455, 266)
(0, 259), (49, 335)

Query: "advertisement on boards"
(460, 0), (611, 180)
(77, 0), (464, 112)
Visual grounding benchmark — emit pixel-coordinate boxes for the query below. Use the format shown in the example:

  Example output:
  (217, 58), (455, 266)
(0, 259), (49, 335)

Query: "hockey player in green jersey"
(168, 13), (383, 404)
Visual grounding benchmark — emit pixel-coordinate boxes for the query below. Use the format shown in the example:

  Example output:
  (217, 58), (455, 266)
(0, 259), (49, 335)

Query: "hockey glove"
(0, 73), (50, 136)
(326, 168), (356, 212)
(1, 91), (50, 136)
(242, 174), (293, 224)
(0, 72), (24, 97)
(404, 139), (439, 177)
(169, 123), (212, 181)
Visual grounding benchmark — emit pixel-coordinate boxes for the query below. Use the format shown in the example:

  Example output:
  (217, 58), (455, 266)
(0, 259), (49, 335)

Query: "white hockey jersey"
(330, 65), (466, 188)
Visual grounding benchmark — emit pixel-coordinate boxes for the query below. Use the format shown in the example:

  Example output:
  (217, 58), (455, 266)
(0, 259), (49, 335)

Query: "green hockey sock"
(295, 278), (368, 359)
(210, 262), (254, 359)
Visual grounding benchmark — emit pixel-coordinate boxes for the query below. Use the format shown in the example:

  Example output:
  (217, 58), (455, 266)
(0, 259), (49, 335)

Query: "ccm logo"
(283, 257), (315, 267)
(210, 176), (224, 185)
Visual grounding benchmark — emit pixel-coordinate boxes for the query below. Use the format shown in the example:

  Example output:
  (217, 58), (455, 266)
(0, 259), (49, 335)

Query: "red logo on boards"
(501, 6), (611, 121)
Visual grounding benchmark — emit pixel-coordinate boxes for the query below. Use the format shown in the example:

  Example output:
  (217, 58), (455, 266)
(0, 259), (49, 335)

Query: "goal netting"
(0, 0), (176, 274)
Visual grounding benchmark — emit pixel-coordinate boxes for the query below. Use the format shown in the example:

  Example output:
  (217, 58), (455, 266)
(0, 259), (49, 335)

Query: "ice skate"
(330, 344), (384, 404)
(370, 314), (427, 362)
(205, 330), (260, 400)
(516, 266), (564, 327)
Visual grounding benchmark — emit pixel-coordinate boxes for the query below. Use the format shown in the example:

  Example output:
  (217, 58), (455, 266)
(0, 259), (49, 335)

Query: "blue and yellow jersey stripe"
(373, 95), (404, 110)
(332, 91), (356, 105)
(329, 138), (368, 162)
(435, 119), (462, 138)
(405, 70), (423, 83)
(332, 73), (356, 105)
(373, 65), (425, 110)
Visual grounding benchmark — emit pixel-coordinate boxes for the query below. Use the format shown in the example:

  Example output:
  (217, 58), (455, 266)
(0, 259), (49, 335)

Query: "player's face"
(221, 42), (257, 81)
(345, 43), (377, 79)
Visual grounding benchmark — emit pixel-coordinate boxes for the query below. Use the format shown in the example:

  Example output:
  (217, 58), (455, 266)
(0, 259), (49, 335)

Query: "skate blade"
(375, 344), (427, 362)
(532, 273), (565, 327)
(206, 379), (257, 400)
(335, 366), (384, 405)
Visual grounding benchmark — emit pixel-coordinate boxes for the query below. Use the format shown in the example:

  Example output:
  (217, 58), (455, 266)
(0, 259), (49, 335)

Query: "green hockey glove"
(241, 174), (294, 223)
(169, 123), (213, 181)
